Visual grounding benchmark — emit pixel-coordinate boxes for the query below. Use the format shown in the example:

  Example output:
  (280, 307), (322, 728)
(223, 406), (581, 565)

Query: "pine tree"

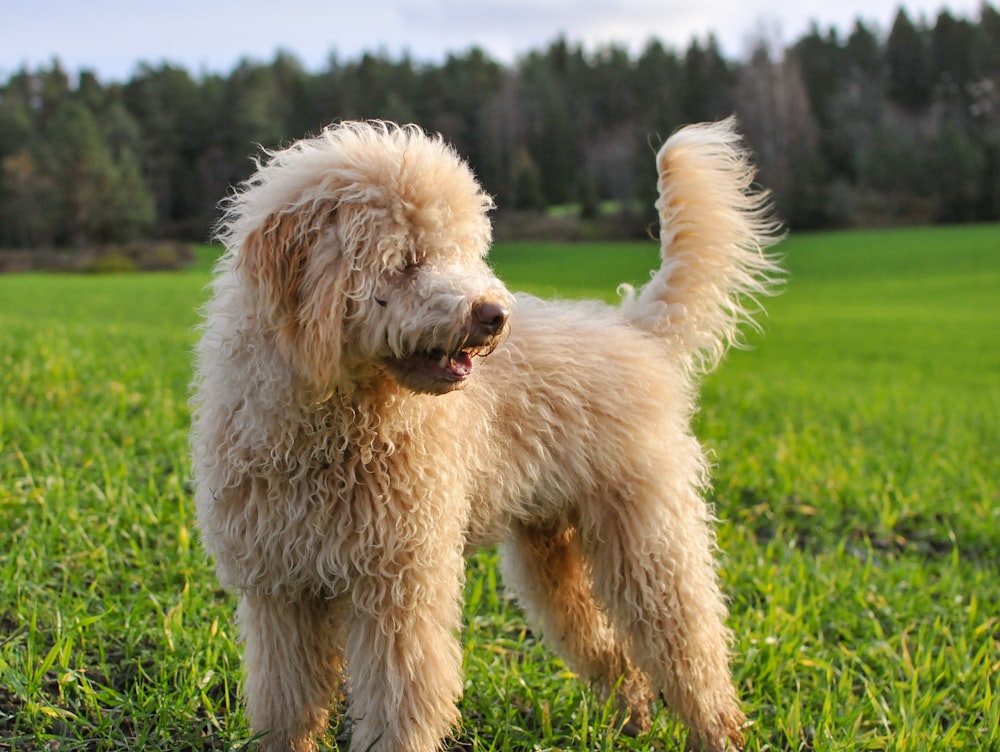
(887, 9), (932, 110)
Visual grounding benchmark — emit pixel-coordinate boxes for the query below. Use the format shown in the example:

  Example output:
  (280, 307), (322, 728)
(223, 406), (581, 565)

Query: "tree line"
(1, 4), (999, 250)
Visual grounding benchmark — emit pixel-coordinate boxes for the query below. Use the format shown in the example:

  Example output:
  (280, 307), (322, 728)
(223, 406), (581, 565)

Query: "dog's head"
(221, 121), (512, 396)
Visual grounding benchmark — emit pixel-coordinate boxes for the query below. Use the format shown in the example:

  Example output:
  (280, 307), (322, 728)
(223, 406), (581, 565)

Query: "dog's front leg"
(345, 534), (466, 752)
(237, 591), (349, 752)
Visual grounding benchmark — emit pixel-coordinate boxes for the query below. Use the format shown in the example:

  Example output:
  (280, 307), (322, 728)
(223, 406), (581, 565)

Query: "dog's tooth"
(438, 353), (450, 369)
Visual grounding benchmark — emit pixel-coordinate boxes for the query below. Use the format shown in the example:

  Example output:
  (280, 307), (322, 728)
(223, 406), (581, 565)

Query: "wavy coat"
(191, 118), (780, 752)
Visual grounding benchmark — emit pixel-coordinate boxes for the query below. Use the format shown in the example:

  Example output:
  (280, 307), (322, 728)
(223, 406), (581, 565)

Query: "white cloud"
(0, 0), (988, 81)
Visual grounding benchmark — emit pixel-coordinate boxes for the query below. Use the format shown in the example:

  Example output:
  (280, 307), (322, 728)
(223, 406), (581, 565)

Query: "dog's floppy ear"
(236, 204), (348, 393)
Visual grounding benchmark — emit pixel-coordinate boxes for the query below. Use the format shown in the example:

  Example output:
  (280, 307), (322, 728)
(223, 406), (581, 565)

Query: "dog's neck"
(313, 371), (436, 431)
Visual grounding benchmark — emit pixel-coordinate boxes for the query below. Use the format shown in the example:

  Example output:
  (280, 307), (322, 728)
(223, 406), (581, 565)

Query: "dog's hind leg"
(237, 591), (348, 752)
(499, 523), (654, 735)
(580, 485), (747, 752)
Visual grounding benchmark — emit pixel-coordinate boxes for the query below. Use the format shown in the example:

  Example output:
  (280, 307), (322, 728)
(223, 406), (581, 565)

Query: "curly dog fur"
(191, 118), (781, 751)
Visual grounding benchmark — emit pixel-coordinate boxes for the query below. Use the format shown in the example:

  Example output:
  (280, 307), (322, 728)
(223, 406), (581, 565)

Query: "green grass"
(1, 224), (998, 750)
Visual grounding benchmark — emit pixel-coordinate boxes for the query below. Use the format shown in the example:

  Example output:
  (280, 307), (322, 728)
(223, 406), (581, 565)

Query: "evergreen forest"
(1, 4), (999, 251)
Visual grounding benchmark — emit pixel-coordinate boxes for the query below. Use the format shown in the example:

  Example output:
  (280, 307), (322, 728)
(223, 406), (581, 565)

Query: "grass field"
(1, 224), (998, 751)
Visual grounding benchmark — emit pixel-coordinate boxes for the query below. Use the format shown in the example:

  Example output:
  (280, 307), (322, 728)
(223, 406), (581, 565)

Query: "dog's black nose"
(472, 300), (509, 336)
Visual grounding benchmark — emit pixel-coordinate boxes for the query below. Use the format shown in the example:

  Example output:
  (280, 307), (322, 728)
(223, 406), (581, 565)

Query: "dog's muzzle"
(383, 298), (511, 394)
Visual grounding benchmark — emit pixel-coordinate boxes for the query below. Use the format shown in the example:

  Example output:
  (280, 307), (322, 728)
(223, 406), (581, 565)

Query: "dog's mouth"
(410, 347), (477, 382)
(378, 299), (511, 395)
(382, 346), (488, 394)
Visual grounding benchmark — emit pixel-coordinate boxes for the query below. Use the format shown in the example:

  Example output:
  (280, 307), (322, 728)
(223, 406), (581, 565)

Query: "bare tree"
(736, 38), (822, 225)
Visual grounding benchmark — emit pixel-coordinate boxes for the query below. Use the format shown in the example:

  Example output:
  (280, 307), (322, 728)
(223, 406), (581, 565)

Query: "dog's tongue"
(448, 351), (473, 377)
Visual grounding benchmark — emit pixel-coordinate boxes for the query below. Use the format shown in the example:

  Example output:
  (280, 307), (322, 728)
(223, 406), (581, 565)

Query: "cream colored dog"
(191, 118), (780, 752)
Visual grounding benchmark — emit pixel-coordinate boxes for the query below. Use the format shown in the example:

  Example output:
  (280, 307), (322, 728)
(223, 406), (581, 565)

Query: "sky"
(1, 0), (990, 82)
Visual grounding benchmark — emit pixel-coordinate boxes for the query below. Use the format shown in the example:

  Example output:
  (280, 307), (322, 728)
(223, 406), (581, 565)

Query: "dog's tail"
(621, 117), (783, 376)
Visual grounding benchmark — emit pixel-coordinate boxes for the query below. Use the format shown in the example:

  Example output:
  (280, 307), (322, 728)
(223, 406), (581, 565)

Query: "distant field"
(1, 224), (998, 750)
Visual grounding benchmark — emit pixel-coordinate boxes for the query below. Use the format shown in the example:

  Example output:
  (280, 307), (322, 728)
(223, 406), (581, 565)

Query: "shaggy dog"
(191, 118), (780, 752)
